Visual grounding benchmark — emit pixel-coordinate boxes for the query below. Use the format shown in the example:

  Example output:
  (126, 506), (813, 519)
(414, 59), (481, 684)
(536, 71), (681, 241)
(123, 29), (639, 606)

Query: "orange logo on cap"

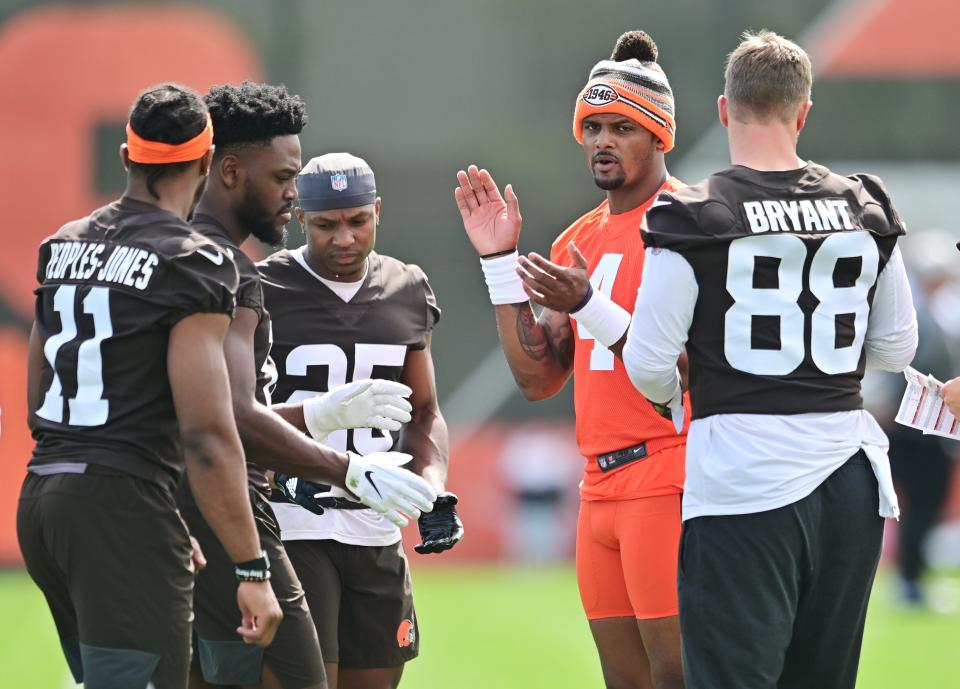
(396, 618), (416, 648)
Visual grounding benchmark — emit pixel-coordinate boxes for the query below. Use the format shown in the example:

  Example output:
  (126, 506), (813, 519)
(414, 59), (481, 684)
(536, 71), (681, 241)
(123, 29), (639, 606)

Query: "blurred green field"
(1, 565), (957, 688)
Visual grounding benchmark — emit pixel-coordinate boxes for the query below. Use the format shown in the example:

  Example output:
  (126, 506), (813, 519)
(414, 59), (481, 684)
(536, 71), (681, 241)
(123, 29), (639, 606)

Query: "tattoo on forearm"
(514, 305), (548, 361)
(545, 319), (575, 369)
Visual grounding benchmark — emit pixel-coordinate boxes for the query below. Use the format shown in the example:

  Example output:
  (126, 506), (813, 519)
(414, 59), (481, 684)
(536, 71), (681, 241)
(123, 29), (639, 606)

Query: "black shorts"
(177, 482), (326, 689)
(678, 451), (884, 689)
(17, 471), (194, 689)
(285, 539), (419, 668)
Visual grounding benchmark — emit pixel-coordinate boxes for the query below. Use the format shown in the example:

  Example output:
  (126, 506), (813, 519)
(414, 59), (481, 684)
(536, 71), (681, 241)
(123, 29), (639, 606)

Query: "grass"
(0, 569), (68, 689)
(1, 566), (956, 688)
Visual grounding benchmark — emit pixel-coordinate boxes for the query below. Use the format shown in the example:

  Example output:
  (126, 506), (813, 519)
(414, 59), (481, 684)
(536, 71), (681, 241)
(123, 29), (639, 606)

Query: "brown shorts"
(177, 482), (326, 688)
(285, 539), (419, 669)
(17, 470), (194, 689)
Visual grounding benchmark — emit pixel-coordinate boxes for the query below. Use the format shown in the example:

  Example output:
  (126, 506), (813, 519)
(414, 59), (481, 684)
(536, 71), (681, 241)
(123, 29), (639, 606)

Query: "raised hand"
(454, 165), (522, 256)
(517, 242), (592, 313)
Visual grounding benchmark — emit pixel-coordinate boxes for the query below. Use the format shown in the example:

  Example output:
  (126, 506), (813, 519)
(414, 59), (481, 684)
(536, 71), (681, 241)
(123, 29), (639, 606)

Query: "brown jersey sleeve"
(641, 187), (709, 253)
(232, 251), (266, 315)
(161, 241), (239, 326)
(850, 173), (907, 238)
(408, 264), (440, 349)
(419, 266), (441, 330)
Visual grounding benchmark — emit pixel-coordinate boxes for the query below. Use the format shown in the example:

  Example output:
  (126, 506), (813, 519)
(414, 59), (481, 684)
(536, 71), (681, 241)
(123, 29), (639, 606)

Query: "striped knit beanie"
(572, 54), (676, 152)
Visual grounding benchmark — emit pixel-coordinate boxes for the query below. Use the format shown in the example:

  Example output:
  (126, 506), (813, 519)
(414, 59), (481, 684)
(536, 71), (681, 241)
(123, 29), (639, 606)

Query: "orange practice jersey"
(550, 177), (690, 501)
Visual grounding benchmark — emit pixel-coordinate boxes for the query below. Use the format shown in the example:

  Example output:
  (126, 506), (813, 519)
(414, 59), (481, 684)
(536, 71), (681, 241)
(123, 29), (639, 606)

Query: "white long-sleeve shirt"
(623, 245), (918, 520)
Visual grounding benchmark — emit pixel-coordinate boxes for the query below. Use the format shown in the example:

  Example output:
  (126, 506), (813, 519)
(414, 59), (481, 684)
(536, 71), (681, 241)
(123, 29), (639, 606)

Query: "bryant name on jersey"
(742, 198), (855, 234)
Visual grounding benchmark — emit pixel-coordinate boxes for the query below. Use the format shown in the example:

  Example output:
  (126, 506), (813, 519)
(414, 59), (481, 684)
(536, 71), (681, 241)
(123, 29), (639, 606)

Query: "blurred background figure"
(903, 229), (960, 340)
(499, 426), (581, 565)
(867, 227), (960, 608)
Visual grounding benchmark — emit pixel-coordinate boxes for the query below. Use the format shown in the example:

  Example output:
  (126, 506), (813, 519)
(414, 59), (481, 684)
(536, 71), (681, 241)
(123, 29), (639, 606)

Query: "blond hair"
(724, 30), (812, 123)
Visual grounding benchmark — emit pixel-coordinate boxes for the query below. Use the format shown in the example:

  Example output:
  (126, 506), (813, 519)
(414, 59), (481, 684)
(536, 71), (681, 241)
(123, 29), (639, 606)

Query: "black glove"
(649, 399), (673, 421)
(274, 473), (327, 516)
(415, 492), (464, 555)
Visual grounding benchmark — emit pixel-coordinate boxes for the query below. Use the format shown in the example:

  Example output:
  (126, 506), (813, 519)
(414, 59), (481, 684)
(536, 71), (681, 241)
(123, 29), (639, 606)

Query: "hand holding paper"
(894, 367), (960, 440)
(942, 377), (960, 419)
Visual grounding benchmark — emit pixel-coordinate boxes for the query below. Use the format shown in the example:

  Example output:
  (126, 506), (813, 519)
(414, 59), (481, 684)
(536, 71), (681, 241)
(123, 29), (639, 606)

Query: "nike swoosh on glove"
(274, 473), (328, 516)
(415, 492), (464, 555)
(303, 379), (413, 441)
(332, 452), (436, 528)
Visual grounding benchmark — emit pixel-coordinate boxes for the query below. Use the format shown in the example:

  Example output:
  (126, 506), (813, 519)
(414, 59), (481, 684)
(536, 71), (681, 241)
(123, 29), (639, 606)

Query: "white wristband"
(570, 287), (631, 347)
(480, 251), (528, 305)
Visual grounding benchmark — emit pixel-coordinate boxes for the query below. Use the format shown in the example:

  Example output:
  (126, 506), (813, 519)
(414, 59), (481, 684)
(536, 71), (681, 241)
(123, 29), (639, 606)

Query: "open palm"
(454, 165), (522, 256)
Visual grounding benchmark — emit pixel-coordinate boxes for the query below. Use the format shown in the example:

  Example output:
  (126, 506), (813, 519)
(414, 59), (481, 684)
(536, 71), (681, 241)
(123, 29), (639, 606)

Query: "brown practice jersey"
(191, 214), (275, 495)
(258, 249), (440, 494)
(30, 198), (239, 491)
(642, 163), (904, 419)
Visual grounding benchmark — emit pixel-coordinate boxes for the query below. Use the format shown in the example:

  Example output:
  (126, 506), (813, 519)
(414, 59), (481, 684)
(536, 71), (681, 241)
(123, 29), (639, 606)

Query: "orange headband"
(126, 113), (213, 164)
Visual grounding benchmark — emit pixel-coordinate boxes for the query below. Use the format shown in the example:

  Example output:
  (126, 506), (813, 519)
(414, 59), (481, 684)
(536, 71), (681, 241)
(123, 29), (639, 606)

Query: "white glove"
(303, 379), (413, 440)
(331, 451), (437, 528)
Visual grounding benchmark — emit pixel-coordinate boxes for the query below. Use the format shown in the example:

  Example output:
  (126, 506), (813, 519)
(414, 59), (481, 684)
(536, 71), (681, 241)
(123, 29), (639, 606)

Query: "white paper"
(895, 367), (960, 440)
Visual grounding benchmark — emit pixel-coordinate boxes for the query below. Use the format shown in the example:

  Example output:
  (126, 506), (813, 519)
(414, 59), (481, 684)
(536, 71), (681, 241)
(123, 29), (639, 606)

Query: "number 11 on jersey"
(36, 285), (112, 426)
(576, 253), (624, 371)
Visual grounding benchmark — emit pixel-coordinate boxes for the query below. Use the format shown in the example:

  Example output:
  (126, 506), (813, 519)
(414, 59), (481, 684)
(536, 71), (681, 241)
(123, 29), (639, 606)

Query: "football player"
(178, 84), (436, 689)
(262, 153), (461, 689)
(18, 84), (281, 689)
(621, 31), (918, 689)
(455, 31), (685, 689)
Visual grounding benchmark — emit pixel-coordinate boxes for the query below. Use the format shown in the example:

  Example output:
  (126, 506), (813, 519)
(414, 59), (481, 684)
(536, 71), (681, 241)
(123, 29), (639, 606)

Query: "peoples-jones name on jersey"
(44, 240), (159, 291)
(742, 198), (856, 234)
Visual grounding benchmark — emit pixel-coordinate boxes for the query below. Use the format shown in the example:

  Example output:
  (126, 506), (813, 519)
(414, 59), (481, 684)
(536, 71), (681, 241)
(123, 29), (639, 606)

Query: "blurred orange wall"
(0, 4), (262, 564)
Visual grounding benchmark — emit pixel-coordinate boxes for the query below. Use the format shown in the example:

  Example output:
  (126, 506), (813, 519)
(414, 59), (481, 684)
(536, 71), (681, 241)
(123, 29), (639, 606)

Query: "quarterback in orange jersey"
(455, 31), (688, 689)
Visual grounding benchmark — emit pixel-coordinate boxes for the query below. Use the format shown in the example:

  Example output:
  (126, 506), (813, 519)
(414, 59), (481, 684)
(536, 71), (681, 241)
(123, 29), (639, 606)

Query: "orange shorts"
(576, 492), (682, 620)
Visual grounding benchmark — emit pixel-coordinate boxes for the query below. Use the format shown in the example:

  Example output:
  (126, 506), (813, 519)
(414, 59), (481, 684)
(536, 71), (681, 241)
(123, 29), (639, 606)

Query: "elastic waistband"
(29, 461), (137, 478)
(28, 461), (88, 476)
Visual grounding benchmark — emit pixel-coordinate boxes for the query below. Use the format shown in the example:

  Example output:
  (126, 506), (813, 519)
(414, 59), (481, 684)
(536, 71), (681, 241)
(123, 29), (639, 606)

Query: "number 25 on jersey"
(283, 343), (407, 454)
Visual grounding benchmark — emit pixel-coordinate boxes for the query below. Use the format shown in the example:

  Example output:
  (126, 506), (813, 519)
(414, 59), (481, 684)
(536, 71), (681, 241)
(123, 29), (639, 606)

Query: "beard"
(238, 185), (288, 246)
(251, 222), (288, 247)
(593, 173), (625, 191)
